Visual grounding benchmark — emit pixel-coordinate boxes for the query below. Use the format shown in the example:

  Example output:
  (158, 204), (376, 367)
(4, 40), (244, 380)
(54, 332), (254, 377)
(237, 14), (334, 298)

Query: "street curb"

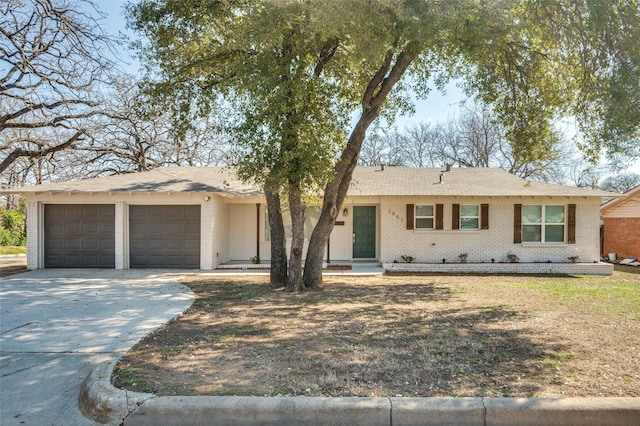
(80, 361), (640, 426)
(79, 359), (154, 425)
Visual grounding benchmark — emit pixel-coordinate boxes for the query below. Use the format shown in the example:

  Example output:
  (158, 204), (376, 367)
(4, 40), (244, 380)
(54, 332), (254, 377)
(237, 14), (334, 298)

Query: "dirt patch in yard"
(113, 272), (640, 398)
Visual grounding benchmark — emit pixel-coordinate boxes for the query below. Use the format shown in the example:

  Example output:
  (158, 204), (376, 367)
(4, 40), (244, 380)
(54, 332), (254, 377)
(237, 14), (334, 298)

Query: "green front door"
(353, 206), (376, 258)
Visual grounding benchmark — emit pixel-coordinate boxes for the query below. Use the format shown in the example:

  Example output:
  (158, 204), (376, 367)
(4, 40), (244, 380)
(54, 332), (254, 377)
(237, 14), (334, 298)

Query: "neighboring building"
(600, 185), (640, 260)
(1, 166), (619, 274)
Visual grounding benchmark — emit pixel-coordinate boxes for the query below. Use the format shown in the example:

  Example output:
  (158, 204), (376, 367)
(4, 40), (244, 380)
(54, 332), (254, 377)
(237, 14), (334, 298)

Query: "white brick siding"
(20, 190), (604, 273)
(26, 201), (40, 270)
(380, 197), (602, 264)
(200, 202), (214, 270)
(208, 198), (230, 268)
(114, 202), (126, 269)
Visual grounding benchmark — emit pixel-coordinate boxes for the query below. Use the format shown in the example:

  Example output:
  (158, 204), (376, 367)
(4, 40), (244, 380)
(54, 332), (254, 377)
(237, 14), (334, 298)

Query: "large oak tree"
(129, 0), (640, 290)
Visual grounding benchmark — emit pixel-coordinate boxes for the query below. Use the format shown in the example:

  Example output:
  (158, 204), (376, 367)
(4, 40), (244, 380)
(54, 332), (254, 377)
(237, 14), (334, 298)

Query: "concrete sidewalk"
(81, 359), (640, 425)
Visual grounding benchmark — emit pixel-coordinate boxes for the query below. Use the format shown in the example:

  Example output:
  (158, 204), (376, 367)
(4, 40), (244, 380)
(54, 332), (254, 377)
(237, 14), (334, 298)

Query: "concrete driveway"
(0, 269), (194, 425)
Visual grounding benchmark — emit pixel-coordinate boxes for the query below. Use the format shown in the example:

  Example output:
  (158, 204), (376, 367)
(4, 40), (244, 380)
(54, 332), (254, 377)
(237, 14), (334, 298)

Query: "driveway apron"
(0, 269), (194, 425)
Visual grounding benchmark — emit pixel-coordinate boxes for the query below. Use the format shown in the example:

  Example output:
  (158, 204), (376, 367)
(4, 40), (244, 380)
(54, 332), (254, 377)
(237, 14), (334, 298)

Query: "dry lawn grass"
(113, 272), (640, 398)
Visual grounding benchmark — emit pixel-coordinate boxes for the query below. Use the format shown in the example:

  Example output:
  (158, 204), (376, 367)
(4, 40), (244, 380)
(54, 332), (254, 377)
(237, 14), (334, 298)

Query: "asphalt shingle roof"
(1, 167), (259, 196)
(2, 166), (618, 198)
(348, 166), (617, 197)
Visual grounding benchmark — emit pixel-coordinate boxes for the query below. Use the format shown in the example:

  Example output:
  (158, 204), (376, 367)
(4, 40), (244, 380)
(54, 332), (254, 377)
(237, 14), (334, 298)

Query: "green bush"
(0, 206), (26, 246)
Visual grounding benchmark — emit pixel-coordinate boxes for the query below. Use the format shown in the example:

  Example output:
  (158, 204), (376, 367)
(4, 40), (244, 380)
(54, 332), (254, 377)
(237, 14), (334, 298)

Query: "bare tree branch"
(0, 0), (116, 178)
(0, 130), (84, 174)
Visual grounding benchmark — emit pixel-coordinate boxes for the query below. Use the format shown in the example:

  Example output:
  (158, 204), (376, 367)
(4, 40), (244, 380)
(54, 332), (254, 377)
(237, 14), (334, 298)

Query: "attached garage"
(44, 204), (115, 268)
(129, 205), (201, 268)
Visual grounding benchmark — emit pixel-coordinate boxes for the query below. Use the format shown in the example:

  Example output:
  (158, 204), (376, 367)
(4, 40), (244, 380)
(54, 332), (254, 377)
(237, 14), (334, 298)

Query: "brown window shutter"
(481, 204), (489, 230)
(514, 204), (522, 243)
(436, 204), (443, 230)
(567, 204), (576, 244)
(452, 204), (460, 230)
(406, 204), (414, 230)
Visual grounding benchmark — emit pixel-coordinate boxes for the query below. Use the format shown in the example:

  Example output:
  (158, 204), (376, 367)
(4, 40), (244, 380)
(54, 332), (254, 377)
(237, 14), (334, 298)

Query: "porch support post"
(256, 203), (260, 260)
(326, 236), (330, 264)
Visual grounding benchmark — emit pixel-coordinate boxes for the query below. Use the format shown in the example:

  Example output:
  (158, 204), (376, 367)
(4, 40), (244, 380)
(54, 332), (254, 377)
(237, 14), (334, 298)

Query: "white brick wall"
(26, 201), (40, 270)
(380, 197), (602, 264)
(206, 198), (230, 268)
(114, 202), (126, 269)
(22, 191), (603, 271)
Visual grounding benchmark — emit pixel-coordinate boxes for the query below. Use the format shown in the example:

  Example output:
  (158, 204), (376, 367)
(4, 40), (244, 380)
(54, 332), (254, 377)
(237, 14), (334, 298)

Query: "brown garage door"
(45, 204), (115, 268)
(129, 205), (200, 268)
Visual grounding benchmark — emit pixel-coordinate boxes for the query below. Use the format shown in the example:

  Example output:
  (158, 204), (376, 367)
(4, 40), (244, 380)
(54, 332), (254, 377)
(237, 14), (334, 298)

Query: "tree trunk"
(303, 45), (421, 289)
(265, 189), (287, 288)
(303, 110), (379, 288)
(285, 183), (306, 292)
(303, 199), (338, 289)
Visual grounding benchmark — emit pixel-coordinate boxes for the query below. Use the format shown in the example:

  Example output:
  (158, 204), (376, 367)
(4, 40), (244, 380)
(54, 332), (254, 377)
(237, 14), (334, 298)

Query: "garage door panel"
(183, 240), (200, 250)
(65, 240), (81, 250)
(101, 239), (115, 250)
(83, 239), (99, 250)
(129, 240), (146, 250)
(129, 205), (200, 269)
(148, 223), (166, 234)
(165, 223), (183, 234)
(64, 223), (80, 234)
(184, 223), (200, 234)
(45, 204), (115, 268)
(63, 205), (81, 216)
(83, 222), (98, 233)
(184, 255), (200, 265)
(99, 205), (113, 215)
(146, 239), (166, 250)
(47, 238), (64, 250)
(63, 255), (80, 267)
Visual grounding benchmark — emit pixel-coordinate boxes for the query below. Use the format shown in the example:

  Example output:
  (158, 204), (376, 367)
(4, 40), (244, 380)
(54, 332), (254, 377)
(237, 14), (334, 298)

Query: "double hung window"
(522, 205), (565, 243)
(460, 205), (479, 230)
(415, 205), (434, 230)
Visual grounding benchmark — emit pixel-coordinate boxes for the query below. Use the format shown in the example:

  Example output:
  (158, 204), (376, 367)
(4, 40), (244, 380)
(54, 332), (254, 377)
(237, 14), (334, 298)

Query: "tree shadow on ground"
(113, 276), (572, 398)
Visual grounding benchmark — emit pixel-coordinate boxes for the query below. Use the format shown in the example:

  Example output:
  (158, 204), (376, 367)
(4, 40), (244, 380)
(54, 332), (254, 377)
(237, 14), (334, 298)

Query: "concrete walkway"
(0, 269), (194, 425)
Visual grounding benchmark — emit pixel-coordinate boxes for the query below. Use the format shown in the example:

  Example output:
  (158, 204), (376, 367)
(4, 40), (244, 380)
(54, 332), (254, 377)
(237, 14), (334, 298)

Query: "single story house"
(2, 166), (620, 274)
(600, 185), (640, 261)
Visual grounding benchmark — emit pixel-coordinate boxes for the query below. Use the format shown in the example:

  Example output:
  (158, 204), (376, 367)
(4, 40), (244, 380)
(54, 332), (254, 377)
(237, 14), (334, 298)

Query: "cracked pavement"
(0, 269), (193, 425)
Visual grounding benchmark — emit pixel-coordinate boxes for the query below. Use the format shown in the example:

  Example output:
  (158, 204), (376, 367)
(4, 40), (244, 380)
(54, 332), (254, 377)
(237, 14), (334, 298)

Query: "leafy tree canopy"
(129, 0), (640, 288)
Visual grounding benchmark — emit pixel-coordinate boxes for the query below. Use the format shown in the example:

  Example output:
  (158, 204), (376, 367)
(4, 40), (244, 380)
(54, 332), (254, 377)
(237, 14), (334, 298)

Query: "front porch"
(215, 261), (384, 275)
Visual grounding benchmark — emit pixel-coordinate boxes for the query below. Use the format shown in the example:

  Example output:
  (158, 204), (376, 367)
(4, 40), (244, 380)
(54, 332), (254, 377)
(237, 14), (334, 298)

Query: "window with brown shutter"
(406, 204), (414, 230)
(514, 204), (522, 243)
(452, 204), (460, 230)
(567, 204), (576, 244)
(481, 204), (489, 230)
(435, 204), (443, 230)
